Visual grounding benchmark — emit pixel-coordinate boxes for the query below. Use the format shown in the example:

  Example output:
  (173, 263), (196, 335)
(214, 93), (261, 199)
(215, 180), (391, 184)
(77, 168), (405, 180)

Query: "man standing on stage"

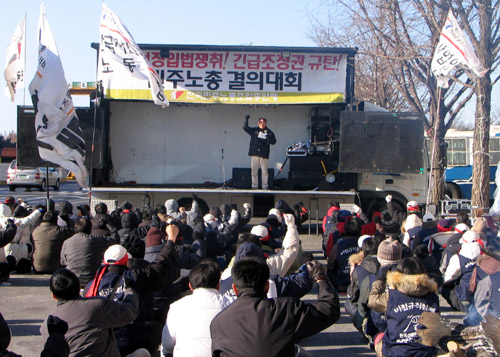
(243, 115), (276, 190)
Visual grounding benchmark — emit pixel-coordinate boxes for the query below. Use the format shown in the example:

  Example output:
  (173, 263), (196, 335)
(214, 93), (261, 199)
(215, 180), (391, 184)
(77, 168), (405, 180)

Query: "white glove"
(243, 203), (251, 210)
(352, 204), (362, 214)
(385, 195), (392, 203)
(283, 213), (295, 227)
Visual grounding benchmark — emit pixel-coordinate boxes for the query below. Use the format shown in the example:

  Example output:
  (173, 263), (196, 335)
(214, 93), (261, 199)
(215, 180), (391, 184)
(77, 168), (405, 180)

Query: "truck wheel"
(367, 198), (402, 234)
(177, 197), (210, 216)
(445, 183), (462, 199)
(54, 179), (60, 191)
(9, 185), (15, 192)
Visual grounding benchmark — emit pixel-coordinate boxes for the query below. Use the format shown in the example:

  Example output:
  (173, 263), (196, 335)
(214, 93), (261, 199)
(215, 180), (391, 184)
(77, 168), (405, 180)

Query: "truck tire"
(445, 183), (462, 199)
(366, 198), (403, 234)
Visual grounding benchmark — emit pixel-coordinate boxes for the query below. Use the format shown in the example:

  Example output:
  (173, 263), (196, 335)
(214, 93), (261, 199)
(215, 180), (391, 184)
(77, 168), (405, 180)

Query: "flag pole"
(23, 12), (26, 107)
(427, 86), (441, 210)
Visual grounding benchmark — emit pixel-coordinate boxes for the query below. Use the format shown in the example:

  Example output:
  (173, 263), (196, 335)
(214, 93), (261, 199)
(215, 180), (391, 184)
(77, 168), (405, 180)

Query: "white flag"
(431, 10), (488, 88)
(98, 3), (168, 106)
(28, 3), (87, 187)
(4, 15), (26, 101)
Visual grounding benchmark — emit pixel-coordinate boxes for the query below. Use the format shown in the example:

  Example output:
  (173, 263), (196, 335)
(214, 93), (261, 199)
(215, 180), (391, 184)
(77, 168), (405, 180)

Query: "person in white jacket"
(161, 260), (233, 357)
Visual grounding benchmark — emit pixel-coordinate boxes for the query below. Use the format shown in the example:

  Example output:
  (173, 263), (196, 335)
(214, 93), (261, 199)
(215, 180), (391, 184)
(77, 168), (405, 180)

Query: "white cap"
(460, 231), (480, 244)
(104, 244), (131, 264)
(407, 201), (419, 208)
(358, 235), (372, 248)
(268, 208), (282, 223)
(454, 223), (469, 234)
(250, 225), (268, 239)
(423, 213), (436, 222)
(203, 213), (215, 222)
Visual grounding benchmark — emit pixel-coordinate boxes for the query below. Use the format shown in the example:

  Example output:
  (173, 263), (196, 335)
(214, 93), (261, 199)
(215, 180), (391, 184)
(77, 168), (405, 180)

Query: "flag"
(431, 10), (487, 88)
(4, 15), (26, 101)
(98, 3), (168, 106)
(28, 3), (87, 186)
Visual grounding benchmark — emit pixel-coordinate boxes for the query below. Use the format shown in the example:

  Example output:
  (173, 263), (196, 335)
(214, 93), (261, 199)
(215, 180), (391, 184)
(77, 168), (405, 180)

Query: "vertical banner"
(28, 3), (87, 186)
(431, 10), (487, 88)
(98, 3), (168, 106)
(4, 15), (26, 102)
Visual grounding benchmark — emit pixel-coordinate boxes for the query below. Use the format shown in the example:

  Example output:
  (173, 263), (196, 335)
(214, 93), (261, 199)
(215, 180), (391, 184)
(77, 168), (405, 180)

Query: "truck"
(443, 126), (500, 202)
(16, 44), (428, 231)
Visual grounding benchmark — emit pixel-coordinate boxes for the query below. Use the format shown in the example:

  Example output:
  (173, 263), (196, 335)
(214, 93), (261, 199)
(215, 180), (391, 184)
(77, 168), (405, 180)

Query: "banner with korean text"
(98, 3), (168, 107)
(101, 48), (349, 104)
(29, 3), (87, 186)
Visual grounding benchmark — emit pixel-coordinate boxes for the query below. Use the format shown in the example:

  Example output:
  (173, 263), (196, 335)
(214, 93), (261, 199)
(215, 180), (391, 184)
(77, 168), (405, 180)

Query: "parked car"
(7, 160), (60, 191)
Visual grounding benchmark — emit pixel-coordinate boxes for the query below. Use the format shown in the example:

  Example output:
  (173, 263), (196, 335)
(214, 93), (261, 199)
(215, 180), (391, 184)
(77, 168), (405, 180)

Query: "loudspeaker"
(232, 168), (274, 189)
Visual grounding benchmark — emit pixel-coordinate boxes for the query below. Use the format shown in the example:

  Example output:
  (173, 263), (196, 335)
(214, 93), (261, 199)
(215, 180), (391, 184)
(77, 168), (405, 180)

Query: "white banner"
(28, 3), (87, 187)
(98, 3), (168, 107)
(4, 15), (26, 102)
(431, 10), (487, 88)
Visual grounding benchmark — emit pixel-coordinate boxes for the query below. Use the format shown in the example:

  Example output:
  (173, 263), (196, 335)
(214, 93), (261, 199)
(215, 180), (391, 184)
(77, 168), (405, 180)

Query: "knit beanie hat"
(377, 239), (403, 265)
(437, 219), (453, 232)
(146, 226), (165, 247)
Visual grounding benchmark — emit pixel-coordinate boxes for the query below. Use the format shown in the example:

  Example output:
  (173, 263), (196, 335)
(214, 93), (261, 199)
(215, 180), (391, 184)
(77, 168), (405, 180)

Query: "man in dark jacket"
(41, 268), (138, 357)
(32, 211), (74, 274)
(244, 115), (276, 189)
(60, 217), (119, 286)
(210, 257), (339, 356)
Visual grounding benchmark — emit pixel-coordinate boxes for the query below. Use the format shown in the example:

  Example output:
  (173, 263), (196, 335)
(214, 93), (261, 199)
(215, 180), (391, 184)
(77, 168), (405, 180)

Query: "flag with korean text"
(28, 3), (87, 186)
(431, 10), (487, 88)
(98, 3), (168, 106)
(4, 15), (26, 102)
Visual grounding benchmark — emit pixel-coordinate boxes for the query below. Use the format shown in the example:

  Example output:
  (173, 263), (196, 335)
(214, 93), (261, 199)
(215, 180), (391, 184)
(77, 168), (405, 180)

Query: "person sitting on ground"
(219, 242), (313, 300)
(210, 257), (340, 356)
(442, 231), (482, 312)
(413, 244), (443, 288)
(402, 214), (422, 247)
(57, 201), (78, 228)
(0, 220), (18, 283)
(439, 222), (470, 273)
(165, 196), (201, 228)
(41, 268), (139, 357)
(161, 260), (233, 357)
(345, 237), (380, 321)
(368, 256), (439, 357)
(32, 211), (74, 274)
(355, 238), (403, 345)
(411, 213), (438, 251)
(60, 217), (120, 286)
(428, 218), (455, 264)
(84, 223), (180, 356)
(327, 218), (362, 292)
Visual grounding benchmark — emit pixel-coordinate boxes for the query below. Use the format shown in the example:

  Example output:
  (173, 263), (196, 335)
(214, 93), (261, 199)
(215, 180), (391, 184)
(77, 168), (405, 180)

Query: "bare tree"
(308, 0), (499, 209)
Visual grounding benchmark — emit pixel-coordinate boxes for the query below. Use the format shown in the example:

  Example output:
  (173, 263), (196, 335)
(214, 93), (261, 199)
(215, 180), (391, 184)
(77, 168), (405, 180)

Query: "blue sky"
(0, 0), (321, 134)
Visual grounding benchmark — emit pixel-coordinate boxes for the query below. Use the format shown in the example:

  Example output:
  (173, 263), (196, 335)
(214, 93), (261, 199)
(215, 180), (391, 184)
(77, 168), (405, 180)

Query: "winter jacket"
(90, 213), (111, 236)
(327, 235), (360, 292)
(165, 199), (201, 228)
(443, 242), (481, 283)
(40, 289), (139, 357)
(161, 288), (233, 357)
(60, 232), (120, 285)
(84, 240), (180, 355)
(347, 253), (380, 306)
(0, 222), (17, 264)
(32, 222), (74, 273)
(210, 280), (339, 357)
(469, 253), (500, 293)
(265, 221), (299, 276)
(368, 271), (439, 357)
(475, 270), (500, 319)
(243, 121), (276, 159)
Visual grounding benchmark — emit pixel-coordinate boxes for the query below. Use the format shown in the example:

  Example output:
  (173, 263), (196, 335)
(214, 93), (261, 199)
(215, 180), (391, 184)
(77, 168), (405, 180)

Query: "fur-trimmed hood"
(386, 271), (438, 297)
(349, 251), (364, 266)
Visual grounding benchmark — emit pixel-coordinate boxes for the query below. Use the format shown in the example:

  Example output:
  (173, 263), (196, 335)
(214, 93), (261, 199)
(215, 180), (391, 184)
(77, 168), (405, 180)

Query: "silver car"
(7, 160), (60, 191)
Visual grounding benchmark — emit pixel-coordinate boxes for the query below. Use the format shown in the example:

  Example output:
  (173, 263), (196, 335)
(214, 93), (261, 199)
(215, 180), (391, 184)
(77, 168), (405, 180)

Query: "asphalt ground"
(1, 224), (466, 356)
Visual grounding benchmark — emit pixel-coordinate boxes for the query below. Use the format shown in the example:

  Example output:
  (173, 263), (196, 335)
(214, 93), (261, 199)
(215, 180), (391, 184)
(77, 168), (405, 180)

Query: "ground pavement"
(2, 226), (465, 356)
